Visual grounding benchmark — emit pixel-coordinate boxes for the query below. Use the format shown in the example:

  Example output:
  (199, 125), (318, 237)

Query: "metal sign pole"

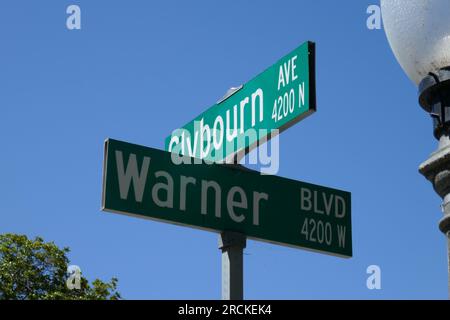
(219, 231), (246, 300)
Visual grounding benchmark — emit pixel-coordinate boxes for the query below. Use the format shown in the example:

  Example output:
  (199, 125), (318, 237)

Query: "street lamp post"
(381, 0), (450, 297)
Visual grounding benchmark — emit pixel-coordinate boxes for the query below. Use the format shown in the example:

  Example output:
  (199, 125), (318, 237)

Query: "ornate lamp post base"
(419, 135), (450, 298)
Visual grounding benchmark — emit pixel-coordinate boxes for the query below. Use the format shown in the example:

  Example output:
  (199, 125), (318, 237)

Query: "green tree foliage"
(0, 234), (121, 300)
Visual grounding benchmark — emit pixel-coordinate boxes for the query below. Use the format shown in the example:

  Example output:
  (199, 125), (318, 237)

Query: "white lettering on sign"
(271, 82), (306, 124)
(251, 89), (264, 126)
(252, 192), (269, 226)
(298, 187), (349, 249)
(337, 225), (346, 248)
(213, 116), (224, 150)
(272, 54), (304, 125)
(278, 55), (299, 90)
(301, 218), (333, 246)
(180, 176), (196, 211)
(201, 180), (222, 218)
(299, 81), (305, 107)
(300, 187), (346, 218)
(115, 151), (269, 226)
(227, 186), (247, 223)
(152, 171), (174, 209)
(115, 151), (150, 203)
(168, 88), (264, 161)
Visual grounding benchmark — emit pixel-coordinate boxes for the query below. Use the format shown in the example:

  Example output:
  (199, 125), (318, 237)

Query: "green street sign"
(102, 139), (352, 257)
(165, 41), (316, 162)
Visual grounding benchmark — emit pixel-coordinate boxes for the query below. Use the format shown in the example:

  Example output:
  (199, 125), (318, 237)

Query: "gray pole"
(419, 135), (450, 298)
(216, 88), (249, 300)
(447, 231), (450, 297)
(218, 231), (246, 300)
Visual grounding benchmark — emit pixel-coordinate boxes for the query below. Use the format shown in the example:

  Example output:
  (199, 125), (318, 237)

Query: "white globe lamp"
(382, 0), (450, 139)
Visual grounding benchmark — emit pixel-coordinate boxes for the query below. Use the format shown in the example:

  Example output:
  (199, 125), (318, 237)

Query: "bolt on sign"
(102, 139), (352, 257)
(165, 41), (316, 162)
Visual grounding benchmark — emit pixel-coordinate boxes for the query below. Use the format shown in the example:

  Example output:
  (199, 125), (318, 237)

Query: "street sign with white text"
(102, 139), (352, 257)
(165, 41), (316, 162)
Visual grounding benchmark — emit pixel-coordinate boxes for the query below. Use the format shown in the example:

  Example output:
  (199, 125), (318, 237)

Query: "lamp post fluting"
(381, 0), (450, 297)
(418, 69), (450, 298)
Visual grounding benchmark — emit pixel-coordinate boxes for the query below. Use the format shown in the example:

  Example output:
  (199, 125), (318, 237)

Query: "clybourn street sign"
(165, 41), (316, 163)
(102, 139), (352, 257)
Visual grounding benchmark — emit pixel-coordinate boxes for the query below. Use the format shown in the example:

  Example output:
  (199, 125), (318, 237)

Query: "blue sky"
(0, 0), (447, 299)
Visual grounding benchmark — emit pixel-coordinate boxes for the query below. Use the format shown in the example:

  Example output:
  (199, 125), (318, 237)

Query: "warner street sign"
(102, 139), (352, 257)
(165, 41), (316, 162)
